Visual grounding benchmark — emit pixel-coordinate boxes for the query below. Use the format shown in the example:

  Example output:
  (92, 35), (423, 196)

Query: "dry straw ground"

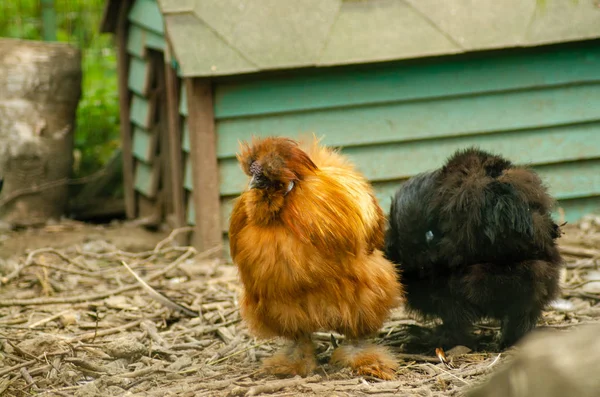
(1, 215), (600, 397)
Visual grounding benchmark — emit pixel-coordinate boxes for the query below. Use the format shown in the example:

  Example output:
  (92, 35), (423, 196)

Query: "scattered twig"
(0, 246), (214, 307)
(19, 367), (40, 392)
(120, 260), (198, 317)
(245, 375), (321, 396)
(559, 245), (600, 258)
(0, 360), (37, 377)
(70, 319), (144, 342)
(154, 226), (195, 252)
(27, 310), (73, 329)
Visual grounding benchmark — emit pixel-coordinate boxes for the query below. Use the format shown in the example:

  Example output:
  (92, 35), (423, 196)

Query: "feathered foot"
(330, 343), (398, 380)
(262, 336), (317, 377)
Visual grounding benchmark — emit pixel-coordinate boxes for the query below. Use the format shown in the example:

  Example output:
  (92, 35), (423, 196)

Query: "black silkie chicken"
(384, 147), (564, 349)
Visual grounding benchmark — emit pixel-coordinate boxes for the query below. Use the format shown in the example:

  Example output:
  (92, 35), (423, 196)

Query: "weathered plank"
(218, 122), (600, 196)
(128, 0), (164, 35)
(165, 62), (186, 231)
(116, 0), (135, 219)
(220, 194), (597, 259)
(180, 83), (188, 116)
(218, 158), (600, 233)
(186, 193), (195, 225)
(216, 83), (600, 159)
(214, 47), (600, 119)
(127, 56), (151, 96)
(130, 94), (154, 129)
(126, 24), (146, 58)
(371, 159), (600, 217)
(185, 78), (221, 253)
(132, 126), (157, 163)
(182, 119), (190, 152)
(184, 154), (193, 190)
(553, 196), (600, 224)
(126, 24), (165, 58)
(134, 161), (159, 198)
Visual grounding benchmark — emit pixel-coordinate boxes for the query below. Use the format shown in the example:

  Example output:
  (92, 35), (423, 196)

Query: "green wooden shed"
(101, 0), (600, 257)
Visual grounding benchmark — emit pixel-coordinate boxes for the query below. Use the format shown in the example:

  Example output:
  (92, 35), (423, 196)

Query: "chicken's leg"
(330, 341), (398, 380)
(262, 335), (317, 377)
(499, 310), (541, 349)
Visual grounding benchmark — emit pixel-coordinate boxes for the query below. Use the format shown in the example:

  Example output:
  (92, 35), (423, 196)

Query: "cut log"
(0, 38), (81, 226)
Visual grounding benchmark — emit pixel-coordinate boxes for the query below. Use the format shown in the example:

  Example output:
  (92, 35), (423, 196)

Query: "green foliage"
(0, 0), (120, 177)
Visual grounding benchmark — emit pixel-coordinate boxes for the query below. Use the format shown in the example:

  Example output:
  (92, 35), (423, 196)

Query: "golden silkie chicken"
(229, 136), (402, 379)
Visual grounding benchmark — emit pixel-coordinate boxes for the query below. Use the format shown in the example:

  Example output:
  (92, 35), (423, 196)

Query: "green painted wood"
(128, 56), (151, 96)
(187, 193), (196, 225)
(134, 161), (159, 198)
(219, 197), (599, 236)
(184, 155), (193, 191)
(132, 126), (156, 163)
(130, 94), (152, 129)
(128, 0), (164, 35)
(220, 194), (596, 260)
(372, 159), (600, 218)
(218, 159), (600, 233)
(126, 24), (165, 58)
(145, 31), (165, 51)
(126, 25), (145, 58)
(182, 120), (190, 152)
(180, 83), (188, 116)
(218, 122), (600, 196)
(216, 83), (600, 159)
(552, 197), (600, 225)
(214, 47), (600, 119)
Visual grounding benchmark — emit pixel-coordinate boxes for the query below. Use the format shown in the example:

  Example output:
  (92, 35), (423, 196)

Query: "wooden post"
(185, 78), (221, 253)
(115, 0), (136, 219)
(164, 60), (186, 238)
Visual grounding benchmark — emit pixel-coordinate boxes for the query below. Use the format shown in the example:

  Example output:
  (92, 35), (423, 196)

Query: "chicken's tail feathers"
(436, 149), (536, 245)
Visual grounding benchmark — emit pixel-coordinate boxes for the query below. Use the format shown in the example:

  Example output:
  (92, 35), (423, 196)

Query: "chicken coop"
(101, 0), (600, 257)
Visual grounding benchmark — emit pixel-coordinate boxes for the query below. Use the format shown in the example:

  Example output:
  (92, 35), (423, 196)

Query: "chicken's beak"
(248, 175), (257, 189)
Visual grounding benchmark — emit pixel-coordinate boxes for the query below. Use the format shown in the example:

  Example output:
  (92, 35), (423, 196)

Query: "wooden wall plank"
(216, 83), (600, 159)
(218, 122), (600, 196)
(128, 56), (151, 95)
(184, 155), (193, 191)
(134, 161), (159, 198)
(132, 126), (157, 162)
(130, 94), (154, 129)
(553, 196), (600, 224)
(128, 0), (164, 35)
(116, 0), (136, 219)
(165, 62), (186, 232)
(223, 196), (600, 251)
(126, 24), (165, 58)
(182, 120), (191, 152)
(370, 159), (600, 216)
(219, 158), (600, 233)
(186, 193), (196, 225)
(214, 47), (600, 119)
(185, 78), (221, 253)
(126, 24), (145, 58)
(180, 83), (188, 116)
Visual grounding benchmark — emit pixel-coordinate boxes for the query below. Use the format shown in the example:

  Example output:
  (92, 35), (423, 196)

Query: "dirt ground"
(1, 216), (600, 397)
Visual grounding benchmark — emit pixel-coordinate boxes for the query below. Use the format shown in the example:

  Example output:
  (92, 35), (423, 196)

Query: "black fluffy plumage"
(384, 147), (564, 349)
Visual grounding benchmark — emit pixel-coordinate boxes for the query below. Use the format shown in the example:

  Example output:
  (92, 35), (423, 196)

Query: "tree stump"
(0, 39), (82, 226)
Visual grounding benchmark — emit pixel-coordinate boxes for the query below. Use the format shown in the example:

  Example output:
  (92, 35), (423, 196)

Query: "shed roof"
(104, 0), (600, 78)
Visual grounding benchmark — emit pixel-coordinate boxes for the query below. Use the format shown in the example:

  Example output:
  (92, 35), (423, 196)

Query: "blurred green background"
(0, 0), (119, 179)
